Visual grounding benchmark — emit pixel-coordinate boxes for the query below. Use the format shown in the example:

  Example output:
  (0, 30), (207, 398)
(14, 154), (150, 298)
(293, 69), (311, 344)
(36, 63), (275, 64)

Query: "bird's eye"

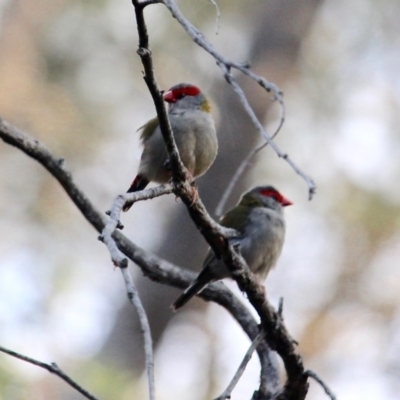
(175, 93), (185, 100)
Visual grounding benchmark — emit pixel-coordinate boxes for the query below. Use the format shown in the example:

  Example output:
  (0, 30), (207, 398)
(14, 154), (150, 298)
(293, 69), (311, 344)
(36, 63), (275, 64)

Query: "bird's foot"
(189, 180), (199, 205)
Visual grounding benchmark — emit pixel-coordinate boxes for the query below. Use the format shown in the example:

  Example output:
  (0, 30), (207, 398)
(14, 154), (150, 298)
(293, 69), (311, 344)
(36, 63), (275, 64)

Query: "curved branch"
(0, 116), (275, 395)
(132, 0), (188, 186)
(0, 346), (99, 400)
(161, 0), (316, 201)
(306, 370), (337, 400)
(128, 2), (310, 398)
(215, 332), (265, 400)
(120, 268), (155, 400)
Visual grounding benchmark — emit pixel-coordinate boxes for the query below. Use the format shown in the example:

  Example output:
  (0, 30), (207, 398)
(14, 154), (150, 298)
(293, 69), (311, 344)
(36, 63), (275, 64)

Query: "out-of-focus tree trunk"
(100, 0), (323, 372)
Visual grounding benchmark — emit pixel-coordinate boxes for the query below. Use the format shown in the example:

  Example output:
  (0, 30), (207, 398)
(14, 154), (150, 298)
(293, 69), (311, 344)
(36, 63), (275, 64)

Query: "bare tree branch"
(162, 0), (281, 94)
(215, 332), (266, 400)
(139, 0), (161, 7)
(132, 0), (189, 189)
(129, 0), (253, 268)
(208, 0), (221, 35)
(123, 184), (173, 212)
(215, 97), (286, 217)
(0, 1), (326, 397)
(214, 62), (288, 215)
(0, 116), (275, 396)
(161, 0), (316, 201)
(219, 63), (316, 201)
(127, 2), (311, 399)
(119, 268), (155, 400)
(306, 370), (337, 400)
(215, 144), (262, 217)
(0, 115), (156, 400)
(0, 345), (100, 400)
(101, 185), (173, 269)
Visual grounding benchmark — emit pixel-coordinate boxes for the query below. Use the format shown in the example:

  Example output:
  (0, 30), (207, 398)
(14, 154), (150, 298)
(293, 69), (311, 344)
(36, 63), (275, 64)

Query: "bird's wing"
(201, 206), (249, 268)
(219, 205), (249, 233)
(138, 117), (159, 143)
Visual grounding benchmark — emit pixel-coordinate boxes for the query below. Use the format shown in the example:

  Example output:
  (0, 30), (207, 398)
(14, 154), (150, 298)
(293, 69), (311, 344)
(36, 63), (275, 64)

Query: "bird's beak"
(281, 196), (293, 207)
(163, 90), (176, 103)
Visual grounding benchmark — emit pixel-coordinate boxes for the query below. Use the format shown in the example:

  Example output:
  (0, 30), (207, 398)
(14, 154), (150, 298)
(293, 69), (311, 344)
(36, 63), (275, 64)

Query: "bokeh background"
(1, 0), (400, 399)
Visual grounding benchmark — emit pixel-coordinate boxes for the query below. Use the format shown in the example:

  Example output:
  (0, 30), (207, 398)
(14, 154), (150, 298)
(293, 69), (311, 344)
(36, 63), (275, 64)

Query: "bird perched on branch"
(171, 185), (292, 310)
(123, 83), (218, 212)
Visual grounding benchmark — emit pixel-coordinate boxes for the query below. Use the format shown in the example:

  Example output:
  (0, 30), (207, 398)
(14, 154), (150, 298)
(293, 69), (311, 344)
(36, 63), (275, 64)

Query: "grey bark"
(100, 0), (323, 373)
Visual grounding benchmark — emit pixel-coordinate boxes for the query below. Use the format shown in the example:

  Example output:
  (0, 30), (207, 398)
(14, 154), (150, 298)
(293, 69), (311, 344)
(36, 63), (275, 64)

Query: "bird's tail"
(171, 268), (215, 311)
(122, 175), (149, 212)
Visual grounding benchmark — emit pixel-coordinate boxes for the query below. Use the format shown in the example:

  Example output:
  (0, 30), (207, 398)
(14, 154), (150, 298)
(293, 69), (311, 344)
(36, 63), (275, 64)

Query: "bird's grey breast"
(170, 110), (217, 176)
(241, 207), (286, 279)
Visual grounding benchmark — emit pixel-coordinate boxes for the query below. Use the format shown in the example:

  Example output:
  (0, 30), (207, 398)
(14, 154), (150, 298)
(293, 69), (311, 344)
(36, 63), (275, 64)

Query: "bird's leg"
(189, 179), (199, 204)
(165, 159), (198, 204)
(166, 157), (199, 204)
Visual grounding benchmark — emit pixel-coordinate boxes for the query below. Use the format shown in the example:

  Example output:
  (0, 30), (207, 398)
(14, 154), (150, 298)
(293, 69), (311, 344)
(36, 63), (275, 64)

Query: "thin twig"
(101, 193), (126, 264)
(215, 144), (264, 217)
(0, 117), (305, 399)
(130, 0), (243, 252)
(102, 195), (164, 400)
(120, 268), (155, 400)
(0, 117), (281, 395)
(215, 332), (265, 400)
(101, 184), (173, 267)
(161, 0), (317, 201)
(0, 346), (99, 400)
(129, 2), (195, 397)
(3, 1), (314, 393)
(139, 0), (161, 7)
(306, 370), (337, 400)
(162, 0), (282, 95)
(208, 0), (221, 35)
(215, 90), (286, 217)
(132, 0), (188, 186)
(123, 184), (173, 211)
(214, 99), (285, 217)
(219, 63), (316, 200)
(129, 2), (311, 398)
(214, 91), (286, 216)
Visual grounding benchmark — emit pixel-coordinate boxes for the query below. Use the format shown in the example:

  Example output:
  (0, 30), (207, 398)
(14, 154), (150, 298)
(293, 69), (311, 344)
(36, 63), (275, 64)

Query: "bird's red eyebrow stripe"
(260, 188), (293, 206)
(260, 189), (278, 198)
(172, 86), (200, 97)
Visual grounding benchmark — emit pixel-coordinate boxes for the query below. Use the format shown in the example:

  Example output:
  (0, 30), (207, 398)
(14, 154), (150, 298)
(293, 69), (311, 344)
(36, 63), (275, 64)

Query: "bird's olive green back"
(220, 205), (249, 232)
(220, 193), (263, 232)
(138, 117), (159, 143)
(202, 194), (262, 267)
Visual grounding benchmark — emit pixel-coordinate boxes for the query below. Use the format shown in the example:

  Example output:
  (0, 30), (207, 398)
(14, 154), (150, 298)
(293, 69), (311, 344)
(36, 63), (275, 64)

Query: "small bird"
(171, 185), (292, 310)
(123, 83), (218, 211)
